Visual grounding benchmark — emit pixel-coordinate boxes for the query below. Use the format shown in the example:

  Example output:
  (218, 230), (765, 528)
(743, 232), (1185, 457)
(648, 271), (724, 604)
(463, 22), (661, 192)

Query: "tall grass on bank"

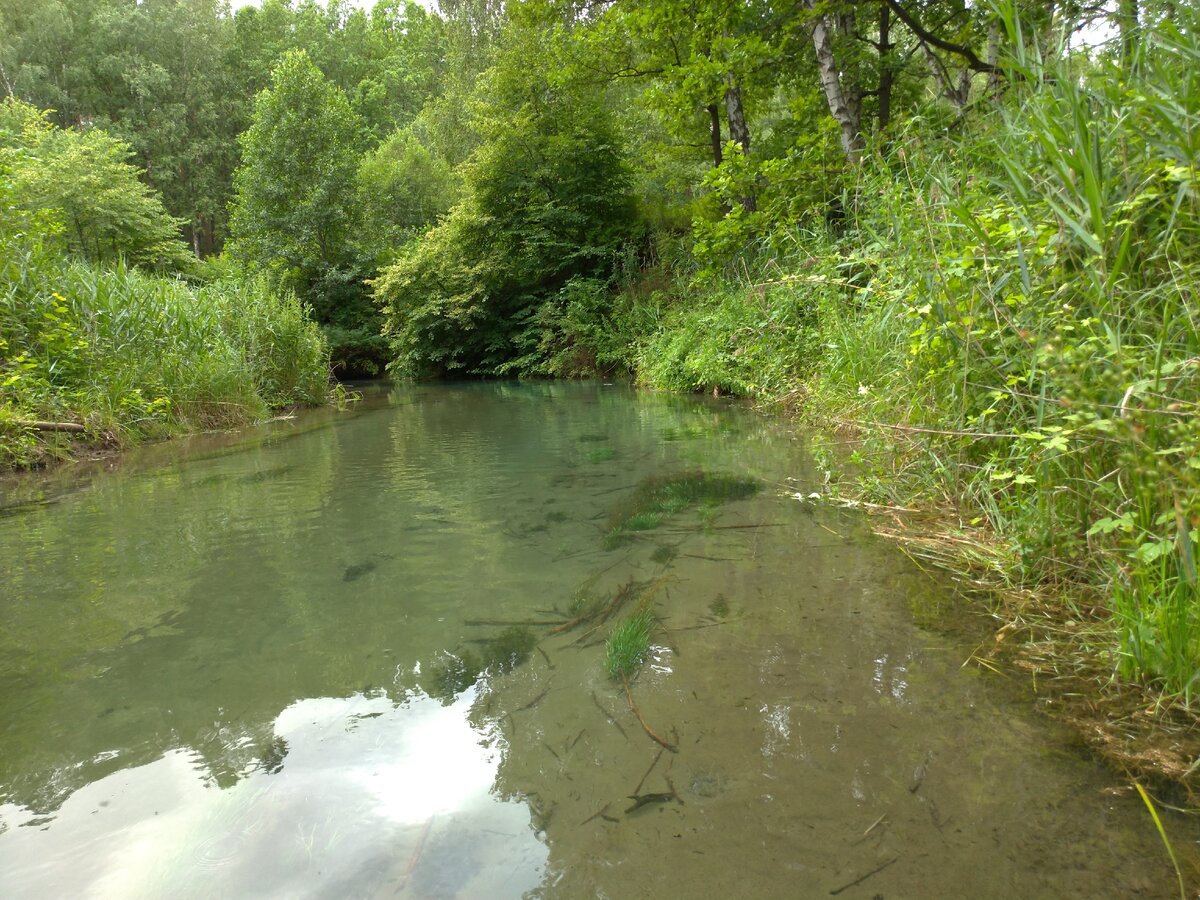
(1, 208), (331, 467)
(812, 18), (1200, 700)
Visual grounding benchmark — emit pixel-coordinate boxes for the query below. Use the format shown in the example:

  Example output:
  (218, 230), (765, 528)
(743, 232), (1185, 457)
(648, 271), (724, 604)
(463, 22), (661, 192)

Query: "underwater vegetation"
(428, 626), (538, 699)
(650, 543), (678, 564)
(605, 470), (759, 548)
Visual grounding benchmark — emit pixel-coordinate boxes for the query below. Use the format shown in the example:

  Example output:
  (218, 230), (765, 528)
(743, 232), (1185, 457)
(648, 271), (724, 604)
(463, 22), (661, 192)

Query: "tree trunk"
(707, 103), (723, 167)
(723, 81), (751, 155)
(986, 18), (1003, 97)
(723, 80), (756, 213)
(920, 41), (970, 110)
(806, 0), (862, 161)
(878, 3), (893, 131)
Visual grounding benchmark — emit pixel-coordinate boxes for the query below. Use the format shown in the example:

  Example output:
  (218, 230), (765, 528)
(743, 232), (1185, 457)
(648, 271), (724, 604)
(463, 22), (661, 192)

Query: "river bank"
(0, 255), (335, 471)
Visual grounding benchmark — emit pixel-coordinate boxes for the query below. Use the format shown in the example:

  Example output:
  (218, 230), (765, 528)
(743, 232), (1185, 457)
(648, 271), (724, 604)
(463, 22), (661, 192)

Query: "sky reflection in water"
(0, 690), (545, 899)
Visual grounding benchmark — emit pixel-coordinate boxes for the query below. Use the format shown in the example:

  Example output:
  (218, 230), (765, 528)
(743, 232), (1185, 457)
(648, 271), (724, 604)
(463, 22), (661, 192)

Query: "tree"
(0, 98), (190, 270)
(229, 49), (363, 282)
(229, 49), (385, 375)
(373, 42), (637, 377)
(356, 126), (459, 262)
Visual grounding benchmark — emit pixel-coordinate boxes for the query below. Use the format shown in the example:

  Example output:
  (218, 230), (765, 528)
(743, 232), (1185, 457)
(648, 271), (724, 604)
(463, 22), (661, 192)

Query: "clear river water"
(0, 381), (1195, 898)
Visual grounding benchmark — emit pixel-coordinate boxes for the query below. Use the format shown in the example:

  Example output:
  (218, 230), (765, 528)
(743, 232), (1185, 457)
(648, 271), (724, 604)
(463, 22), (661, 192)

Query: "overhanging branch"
(883, 0), (1000, 75)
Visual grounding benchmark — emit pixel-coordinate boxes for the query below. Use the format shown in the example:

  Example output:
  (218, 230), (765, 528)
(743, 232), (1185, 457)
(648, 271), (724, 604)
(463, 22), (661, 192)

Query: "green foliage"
(229, 49), (365, 281)
(228, 49), (385, 375)
(0, 183), (330, 468)
(639, 279), (820, 396)
(356, 126), (459, 261)
(0, 99), (191, 270)
(374, 61), (637, 377)
(806, 14), (1200, 699)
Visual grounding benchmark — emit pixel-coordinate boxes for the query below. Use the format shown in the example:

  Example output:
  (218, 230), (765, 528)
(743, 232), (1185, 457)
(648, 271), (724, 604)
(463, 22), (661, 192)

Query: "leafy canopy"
(228, 48), (366, 285)
(0, 98), (190, 270)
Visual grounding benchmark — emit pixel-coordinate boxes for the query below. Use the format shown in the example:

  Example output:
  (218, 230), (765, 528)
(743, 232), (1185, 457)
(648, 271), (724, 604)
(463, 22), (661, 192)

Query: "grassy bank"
(595, 23), (1200, 786)
(0, 222), (332, 469)
(0, 100), (334, 470)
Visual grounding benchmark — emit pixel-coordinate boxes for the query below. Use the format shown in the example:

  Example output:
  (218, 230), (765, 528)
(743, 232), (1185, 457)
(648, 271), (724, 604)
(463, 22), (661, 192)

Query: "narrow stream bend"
(0, 382), (1192, 898)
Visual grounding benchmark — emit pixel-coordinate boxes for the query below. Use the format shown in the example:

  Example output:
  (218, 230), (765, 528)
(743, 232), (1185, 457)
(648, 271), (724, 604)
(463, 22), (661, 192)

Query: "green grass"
(603, 470), (759, 548)
(797, 20), (1200, 701)
(607, 13), (1200, 708)
(605, 606), (657, 681)
(0, 208), (332, 467)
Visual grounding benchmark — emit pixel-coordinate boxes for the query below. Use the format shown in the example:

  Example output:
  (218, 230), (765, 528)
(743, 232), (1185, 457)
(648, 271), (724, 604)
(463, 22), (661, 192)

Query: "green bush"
(639, 280), (820, 396)
(0, 187), (331, 466)
(374, 69), (637, 377)
(0, 98), (192, 271)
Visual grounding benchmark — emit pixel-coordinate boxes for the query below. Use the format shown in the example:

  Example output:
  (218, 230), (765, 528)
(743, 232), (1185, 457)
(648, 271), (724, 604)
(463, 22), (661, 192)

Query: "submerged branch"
(623, 676), (677, 752)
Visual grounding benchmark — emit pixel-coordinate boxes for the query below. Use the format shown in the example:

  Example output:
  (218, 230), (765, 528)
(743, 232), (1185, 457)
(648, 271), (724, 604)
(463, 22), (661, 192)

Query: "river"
(0, 381), (1192, 897)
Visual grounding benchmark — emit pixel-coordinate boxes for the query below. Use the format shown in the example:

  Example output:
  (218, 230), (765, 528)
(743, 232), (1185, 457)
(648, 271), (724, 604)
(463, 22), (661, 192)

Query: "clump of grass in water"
(586, 446), (616, 463)
(604, 470), (759, 548)
(605, 606), (657, 681)
(650, 543), (678, 564)
(708, 594), (730, 618)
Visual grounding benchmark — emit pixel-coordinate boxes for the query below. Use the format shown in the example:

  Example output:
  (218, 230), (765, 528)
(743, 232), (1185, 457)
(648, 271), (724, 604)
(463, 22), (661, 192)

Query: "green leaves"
(374, 57), (636, 377)
(229, 50), (366, 279)
(0, 98), (190, 271)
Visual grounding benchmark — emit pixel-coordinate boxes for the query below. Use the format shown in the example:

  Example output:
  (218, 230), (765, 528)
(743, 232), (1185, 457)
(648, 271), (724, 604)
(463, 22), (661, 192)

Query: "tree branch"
(884, 0), (1000, 74)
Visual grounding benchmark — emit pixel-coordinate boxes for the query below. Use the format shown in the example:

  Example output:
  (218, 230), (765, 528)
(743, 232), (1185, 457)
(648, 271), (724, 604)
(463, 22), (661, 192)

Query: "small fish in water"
(343, 560), (377, 582)
(624, 792), (675, 814)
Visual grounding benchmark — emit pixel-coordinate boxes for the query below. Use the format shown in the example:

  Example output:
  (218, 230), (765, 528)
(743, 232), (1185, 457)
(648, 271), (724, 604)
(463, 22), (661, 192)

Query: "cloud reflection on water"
(0, 690), (546, 899)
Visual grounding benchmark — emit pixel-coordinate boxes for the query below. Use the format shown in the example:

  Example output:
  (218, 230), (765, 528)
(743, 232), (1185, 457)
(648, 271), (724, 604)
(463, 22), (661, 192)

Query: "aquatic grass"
(586, 446), (616, 463)
(605, 605), (656, 681)
(1133, 782), (1187, 900)
(604, 470), (759, 547)
(625, 511), (663, 531)
(650, 543), (678, 564)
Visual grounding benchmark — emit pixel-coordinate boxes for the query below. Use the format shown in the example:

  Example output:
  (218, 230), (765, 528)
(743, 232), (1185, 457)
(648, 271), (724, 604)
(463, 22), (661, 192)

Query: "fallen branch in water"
(556, 581), (639, 639)
(517, 684), (551, 711)
(580, 803), (612, 826)
(623, 676), (676, 752)
(829, 857), (898, 896)
(633, 747), (665, 795)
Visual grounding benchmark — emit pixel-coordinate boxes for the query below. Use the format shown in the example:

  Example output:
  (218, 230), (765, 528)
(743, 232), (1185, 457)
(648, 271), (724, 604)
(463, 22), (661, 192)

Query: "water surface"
(0, 382), (1192, 897)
